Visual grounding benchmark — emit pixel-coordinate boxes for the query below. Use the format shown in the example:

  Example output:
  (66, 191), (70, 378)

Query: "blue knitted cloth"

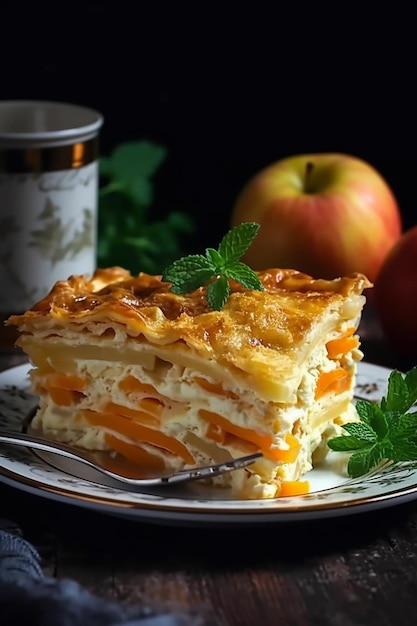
(0, 519), (213, 626)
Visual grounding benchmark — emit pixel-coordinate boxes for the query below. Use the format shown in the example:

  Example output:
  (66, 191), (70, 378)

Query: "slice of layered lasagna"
(7, 266), (372, 499)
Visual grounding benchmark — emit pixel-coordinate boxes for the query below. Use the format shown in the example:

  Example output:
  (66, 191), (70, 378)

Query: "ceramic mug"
(0, 100), (104, 346)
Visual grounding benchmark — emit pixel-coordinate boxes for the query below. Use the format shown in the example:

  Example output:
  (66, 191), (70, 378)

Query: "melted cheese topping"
(8, 267), (371, 403)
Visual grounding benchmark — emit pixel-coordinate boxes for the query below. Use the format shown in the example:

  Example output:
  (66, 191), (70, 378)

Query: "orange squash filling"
(280, 480), (310, 497)
(45, 373), (88, 391)
(104, 433), (165, 470)
(279, 434), (302, 464)
(104, 401), (160, 427)
(139, 397), (164, 416)
(47, 387), (80, 406)
(326, 327), (359, 359)
(119, 375), (158, 396)
(44, 372), (88, 406)
(83, 409), (195, 465)
(315, 368), (351, 400)
(193, 377), (239, 400)
(201, 409), (301, 463)
(118, 376), (166, 416)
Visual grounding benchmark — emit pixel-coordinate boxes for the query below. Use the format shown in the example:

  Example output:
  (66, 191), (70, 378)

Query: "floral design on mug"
(0, 162), (99, 312)
(0, 217), (39, 303)
(28, 198), (94, 265)
(38, 168), (96, 192)
(0, 251), (39, 304)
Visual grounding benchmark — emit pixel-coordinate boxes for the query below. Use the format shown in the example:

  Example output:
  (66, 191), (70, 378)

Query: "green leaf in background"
(97, 140), (195, 275)
(100, 141), (167, 183)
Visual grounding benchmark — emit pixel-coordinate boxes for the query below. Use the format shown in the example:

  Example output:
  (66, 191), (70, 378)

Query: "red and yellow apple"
(230, 153), (402, 283)
(374, 225), (417, 355)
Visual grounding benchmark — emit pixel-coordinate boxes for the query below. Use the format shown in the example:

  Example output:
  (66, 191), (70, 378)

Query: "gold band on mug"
(0, 137), (99, 173)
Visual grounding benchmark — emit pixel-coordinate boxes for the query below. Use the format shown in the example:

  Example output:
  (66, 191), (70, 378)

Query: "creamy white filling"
(29, 345), (359, 499)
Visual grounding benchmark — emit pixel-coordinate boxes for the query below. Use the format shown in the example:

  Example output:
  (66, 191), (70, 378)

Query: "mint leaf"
(207, 276), (230, 310)
(355, 401), (388, 438)
(405, 367), (417, 385)
(218, 222), (260, 263)
(163, 255), (214, 293)
(328, 366), (417, 478)
(388, 412), (417, 441)
(405, 367), (417, 404)
(327, 436), (371, 452)
(391, 439), (417, 462)
(341, 421), (378, 442)
(354, 400), (376, 424)
(347, 444), (385, 478)
(382, 367), (417, 414)
(382, 369), (409, 413)
(162, 222), (264, 310)
(223, 262), (265, 290)
(205, 248), (225, 269)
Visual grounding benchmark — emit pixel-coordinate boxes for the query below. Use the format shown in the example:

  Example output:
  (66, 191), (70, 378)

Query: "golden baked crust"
(8, 267), (371, 385)
(8, 266), (371, 322)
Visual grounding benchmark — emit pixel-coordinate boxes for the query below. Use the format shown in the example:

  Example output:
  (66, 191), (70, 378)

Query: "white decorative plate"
(1, 361), (417, 527)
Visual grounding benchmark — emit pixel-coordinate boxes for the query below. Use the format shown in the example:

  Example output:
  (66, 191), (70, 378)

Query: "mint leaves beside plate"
(328, 367), (417, 477)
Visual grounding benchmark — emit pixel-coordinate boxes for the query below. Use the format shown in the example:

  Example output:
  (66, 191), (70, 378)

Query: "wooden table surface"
(1, 311), (417, 626)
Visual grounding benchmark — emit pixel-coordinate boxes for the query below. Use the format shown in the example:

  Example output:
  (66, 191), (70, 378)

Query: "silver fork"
(0, 430), (262, 486)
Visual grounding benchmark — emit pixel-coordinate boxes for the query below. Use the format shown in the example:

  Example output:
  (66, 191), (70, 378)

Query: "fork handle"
(0, 430), (107, 468)
(0, 430), (263, 487)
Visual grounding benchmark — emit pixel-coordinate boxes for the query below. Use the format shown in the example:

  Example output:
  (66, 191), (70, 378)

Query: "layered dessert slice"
(7, 266), (372, 498)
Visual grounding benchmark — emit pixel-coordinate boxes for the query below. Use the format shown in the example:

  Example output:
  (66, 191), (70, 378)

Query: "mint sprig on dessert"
(162, 222), (264, 310)
(328, 366), (417, 477)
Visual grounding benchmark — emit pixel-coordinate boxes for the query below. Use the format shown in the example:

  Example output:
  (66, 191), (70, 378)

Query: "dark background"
(2, 3), (416, 250)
